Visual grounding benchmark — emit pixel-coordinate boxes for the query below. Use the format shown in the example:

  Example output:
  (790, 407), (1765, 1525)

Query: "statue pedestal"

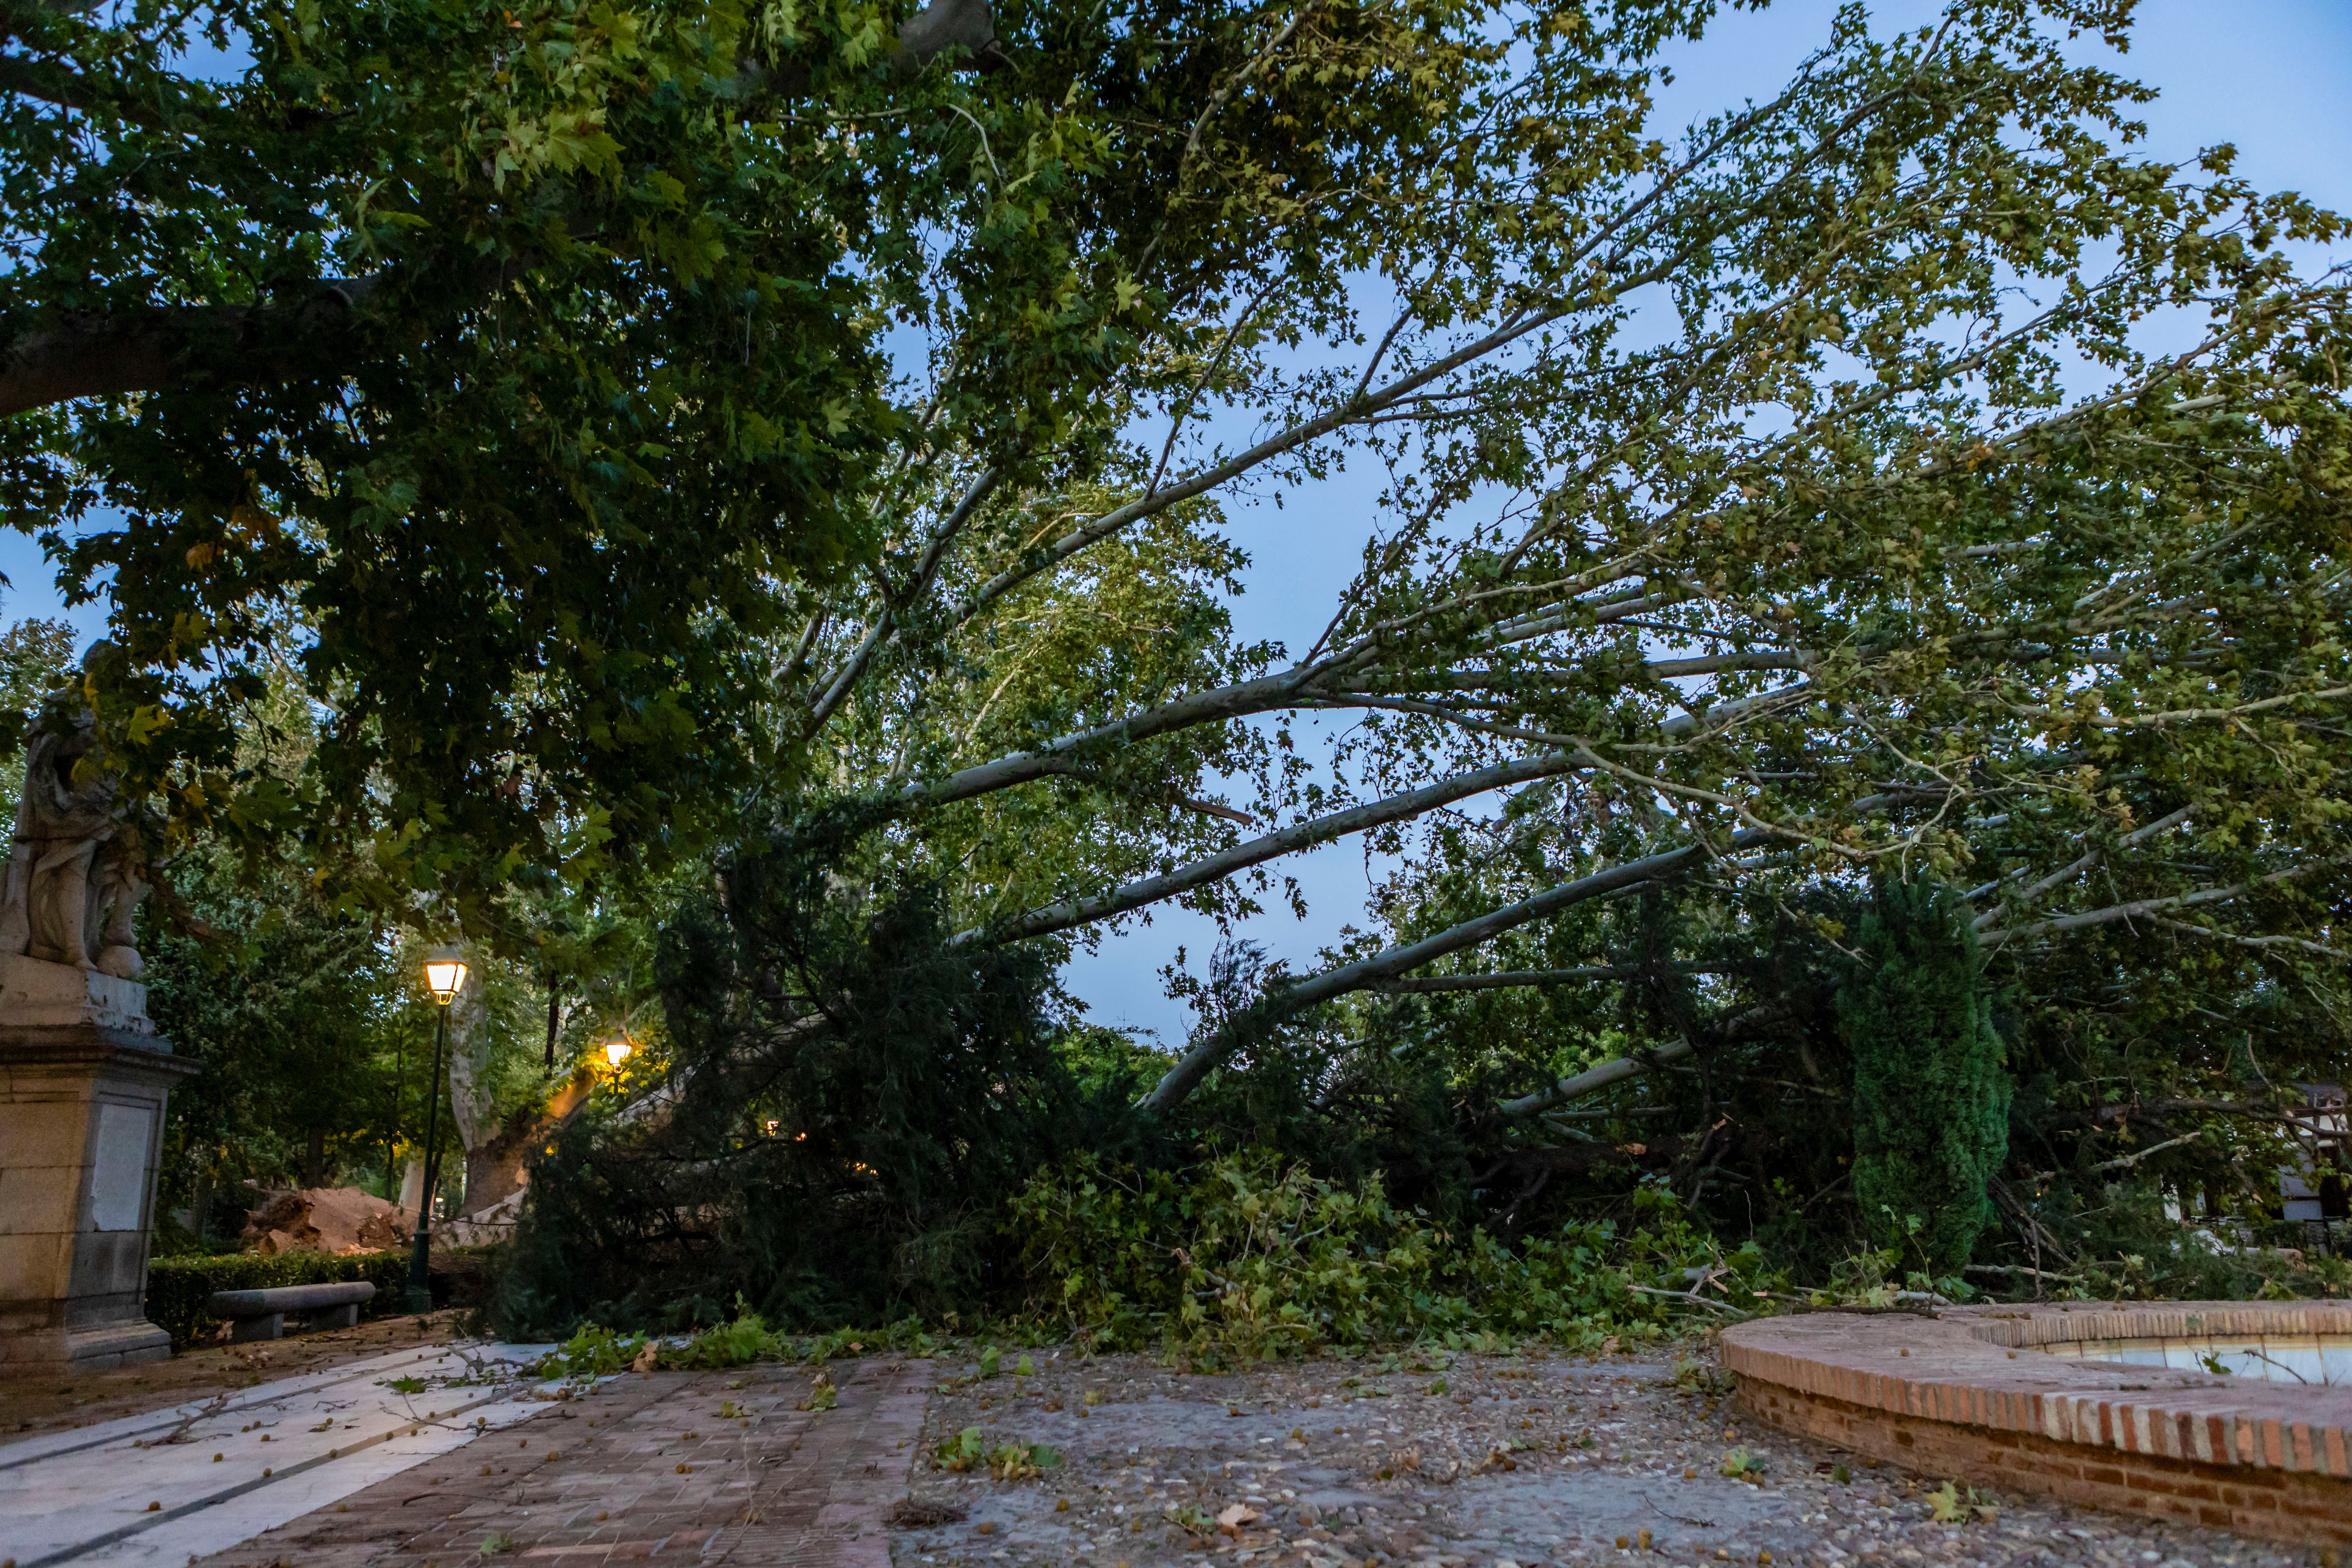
(0, 953), (195, 1375)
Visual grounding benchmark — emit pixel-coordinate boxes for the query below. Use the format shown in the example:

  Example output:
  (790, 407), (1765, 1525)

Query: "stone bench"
(206, 1281), (377, 1343)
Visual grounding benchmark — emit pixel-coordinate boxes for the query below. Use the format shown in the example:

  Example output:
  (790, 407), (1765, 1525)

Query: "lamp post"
(403, 946), (469, 1316)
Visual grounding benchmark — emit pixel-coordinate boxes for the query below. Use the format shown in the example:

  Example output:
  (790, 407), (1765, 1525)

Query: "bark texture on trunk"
(442, 969), (496, 1218)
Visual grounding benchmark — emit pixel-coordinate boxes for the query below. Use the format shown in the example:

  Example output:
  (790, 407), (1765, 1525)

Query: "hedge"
(145, 1246), (502, 1348)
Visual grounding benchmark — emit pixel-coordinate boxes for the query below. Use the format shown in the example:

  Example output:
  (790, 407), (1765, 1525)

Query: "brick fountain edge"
(1723, 1300), (2352, 1549)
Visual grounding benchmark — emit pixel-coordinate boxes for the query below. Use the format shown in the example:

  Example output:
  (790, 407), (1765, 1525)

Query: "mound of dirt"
(242, 1186), (415, 1255)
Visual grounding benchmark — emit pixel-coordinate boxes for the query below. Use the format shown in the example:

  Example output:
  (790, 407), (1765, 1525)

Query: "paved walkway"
(5, 1313), (465, 1442)
(185, 1356), (928, 1568)
(1, 1341), (558, 1567)
(0, 1350), (930, 1568)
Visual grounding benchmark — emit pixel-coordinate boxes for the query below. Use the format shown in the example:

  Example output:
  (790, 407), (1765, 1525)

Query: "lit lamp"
(424, 953), (468, 1006)
(404, 945), (468, 1316)
(603, 1037), (633, 1069)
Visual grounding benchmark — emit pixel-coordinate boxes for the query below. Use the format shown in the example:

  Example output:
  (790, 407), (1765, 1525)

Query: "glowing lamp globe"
(423, 947), (468, 1006)
(604, 1038), (633, 1068)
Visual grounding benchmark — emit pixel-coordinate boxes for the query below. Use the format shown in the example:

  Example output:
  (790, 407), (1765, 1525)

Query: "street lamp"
(603, 1036), (633, 1069)
(403, 945), (468, 1315)
(424, 952), (467, 1006)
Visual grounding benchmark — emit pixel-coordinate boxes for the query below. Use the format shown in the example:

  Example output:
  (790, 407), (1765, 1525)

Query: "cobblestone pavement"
(887, 1345), (2339, 1568)
(184, 1356), (929, 1568)
(1, 1313), (463, 1441)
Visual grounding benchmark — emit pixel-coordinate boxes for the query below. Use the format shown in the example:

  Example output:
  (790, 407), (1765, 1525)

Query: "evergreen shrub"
(1838, 877), (2011, 1275)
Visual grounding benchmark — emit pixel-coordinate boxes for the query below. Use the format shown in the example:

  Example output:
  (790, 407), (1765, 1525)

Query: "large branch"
(899, 652), (1807, 823)
(1965, 802), (2198, 931)
(805, 466), (1005, 732)
(0, 47), (119, 116)
(1977, 852), (2352, 947)
(1136, 830), (1771, 1116)
(959, 750), (1587, 947)
(0, 281), (388, 416)
(1373, 962), (1729, 993)
(1494, 1000), (1780, 1119)
(897, 665), (1332, 808)
(2145, 917), (2352, 961)
(1500, 1038), (1695, 1118)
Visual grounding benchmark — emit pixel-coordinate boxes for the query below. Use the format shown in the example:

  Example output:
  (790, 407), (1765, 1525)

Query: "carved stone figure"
(893, 0), (1008, 75)
(0, 676), (145, 980)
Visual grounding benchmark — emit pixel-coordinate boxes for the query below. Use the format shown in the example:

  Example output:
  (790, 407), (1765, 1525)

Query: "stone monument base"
(0, 953), (194, 1376)
(46, 1317), (173, 1370)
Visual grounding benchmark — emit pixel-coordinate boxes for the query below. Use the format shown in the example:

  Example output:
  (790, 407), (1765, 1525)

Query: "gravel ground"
(885, 1341), (2337, 1568)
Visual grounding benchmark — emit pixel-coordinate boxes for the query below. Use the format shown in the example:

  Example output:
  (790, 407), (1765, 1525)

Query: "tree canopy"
(11, 0), (2352, 1309)
(2, 0), (1482, 920)
(752, 0), (2352, 1131)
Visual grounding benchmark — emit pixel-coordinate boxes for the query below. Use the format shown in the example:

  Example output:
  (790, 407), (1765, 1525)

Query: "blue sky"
(6, 0), (2347, 1041)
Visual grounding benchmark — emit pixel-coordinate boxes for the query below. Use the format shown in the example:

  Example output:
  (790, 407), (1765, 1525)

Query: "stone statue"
(893, 0), (1008, 75)
(0, 668), (145, 980)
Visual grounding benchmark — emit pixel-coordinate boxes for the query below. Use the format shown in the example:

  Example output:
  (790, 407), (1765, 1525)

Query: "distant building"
(2280, 1083), (2348, 1224)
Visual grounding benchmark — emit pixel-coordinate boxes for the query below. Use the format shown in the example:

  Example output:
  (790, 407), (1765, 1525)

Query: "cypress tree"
(1837, 877), (2011, 1275)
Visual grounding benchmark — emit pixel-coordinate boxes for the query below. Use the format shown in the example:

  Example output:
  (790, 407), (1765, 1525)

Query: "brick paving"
(1724, 1303), (2352, 1546)
(185, 1357), (931, 1568)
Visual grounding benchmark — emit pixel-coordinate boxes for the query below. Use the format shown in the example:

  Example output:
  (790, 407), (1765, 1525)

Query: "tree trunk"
(440, 962), (598, 1221)
(302, 1126), (326, 1189)
(441, 961), (504, 1218)
(463, 1122), (535, 1219)
(465, 1072), (597, 1220)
